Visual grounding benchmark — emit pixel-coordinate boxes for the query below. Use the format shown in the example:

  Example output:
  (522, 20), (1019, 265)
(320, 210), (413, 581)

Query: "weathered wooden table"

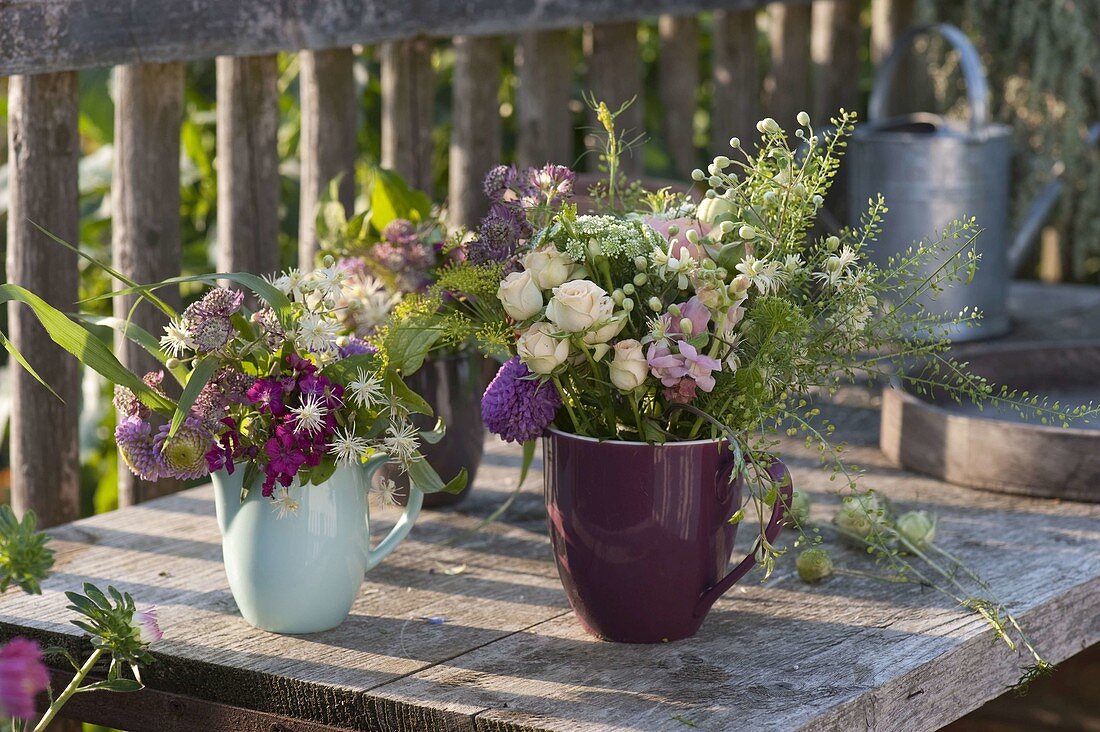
(2, 282), (1098, 732)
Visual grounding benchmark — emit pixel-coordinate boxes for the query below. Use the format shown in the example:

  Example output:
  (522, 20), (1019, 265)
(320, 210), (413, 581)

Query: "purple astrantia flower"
(336, 256), (370, 280)
(153, 417), (214, 480)
(381, 218), (419, 247)
(116, 416), (161, 481)
(468, 207), (525, 265)
(529, 163), (576, 203)
(129, 607), (163, 645)
(483, 164), (518, 202)
(187, 288), (244, 319)
(646, 342), (689, 387)
(339, 336), (377, 359)
(0, 637), (49, 720)
(186, 314), (233, 353)
(677, 341), (721, 392)
(253, 308), (286, 349)
(481, 357), (562, 443)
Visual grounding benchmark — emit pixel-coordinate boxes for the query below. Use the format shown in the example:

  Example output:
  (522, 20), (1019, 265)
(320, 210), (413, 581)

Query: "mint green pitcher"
(212, 454), (422, 633)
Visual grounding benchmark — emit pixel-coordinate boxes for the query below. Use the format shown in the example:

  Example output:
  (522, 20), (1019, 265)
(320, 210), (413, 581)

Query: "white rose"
(497, 270), (543, 321)
(582, 313), (628, 345)
(522, 248), (575, 290)
(546, 280), (613, 332)
(609, 339), (649, 391)
(517, 322), (570, 375)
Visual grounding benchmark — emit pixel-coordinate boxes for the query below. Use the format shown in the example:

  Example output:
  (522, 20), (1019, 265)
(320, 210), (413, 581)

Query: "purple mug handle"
(694, 457), (793, 618)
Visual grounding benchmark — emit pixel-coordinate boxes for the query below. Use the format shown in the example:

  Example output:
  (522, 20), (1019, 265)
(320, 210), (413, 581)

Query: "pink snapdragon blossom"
(644, 216), (711, 260)
(646, 342), (688, 387)
(677, 341), (721, 392)
(0, 638), (49, 719)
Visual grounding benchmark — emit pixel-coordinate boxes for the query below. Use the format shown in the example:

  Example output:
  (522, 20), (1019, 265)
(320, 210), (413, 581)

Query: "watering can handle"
(868, 23), (989, 134)
(359, 455), (424, 573)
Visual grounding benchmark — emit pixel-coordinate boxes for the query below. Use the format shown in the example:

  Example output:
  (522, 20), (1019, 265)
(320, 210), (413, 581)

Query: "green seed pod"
(622, 283), (635, 295)
(796, 111), (810, 126)
(634, 273), (648, 287)
(796, 548), (833, 584)
(691, 168), (705, 181)
(648, 297), (663, 312)
(738, 225), (757, 240)
(634, 256), (649, 270)
(622, 298), (635, 312)
(895, 511), (936, 551)
(787, 491), (811, 524)
(833, 494), (884, 546)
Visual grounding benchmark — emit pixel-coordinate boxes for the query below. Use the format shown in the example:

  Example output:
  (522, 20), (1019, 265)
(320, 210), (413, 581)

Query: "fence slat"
(215, 55), (280, 277)
(766, 2), (812, 128)
(585, 23), (644, 177)
(298, 49), (358, 268)
(711, 8), (759, 155)
(111, 62), (185, 506)
(5, 72), (81, 528)
(516, 30), (574, 169)
(812, 0), (861, 123)
(448, 36), (501, 228)
(657, 15), (699, 178)
(381, 39), (435, 193)
(871, 0), (927, 115)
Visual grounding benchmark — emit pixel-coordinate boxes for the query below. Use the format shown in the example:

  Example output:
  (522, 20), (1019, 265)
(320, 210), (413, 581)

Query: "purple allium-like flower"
(129, 607), (163, 645)
(483, 165), (517, 201)
(153, 417), (214, 480)
(339, 336), (377, 359)
(116, 416), (161, 481)
(0, 638), (49, 720)
(187, 288), (244, 319)
(481, 357), (562, 443)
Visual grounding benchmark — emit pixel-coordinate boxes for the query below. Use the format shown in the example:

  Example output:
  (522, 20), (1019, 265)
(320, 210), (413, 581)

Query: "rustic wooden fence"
(1, 0), (920, 530)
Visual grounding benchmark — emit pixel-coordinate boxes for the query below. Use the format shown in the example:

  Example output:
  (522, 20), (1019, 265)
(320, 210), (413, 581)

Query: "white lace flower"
(375, 477), (399, 507)
(383, 421), (421, 466)
(290, 393), (328, 435)
(271, 486), (300, 518)
(329, 426), (369, 465)
(295, 313), (341, 354)
(160, 319), (197, 358)
(349, 368), (385, 409)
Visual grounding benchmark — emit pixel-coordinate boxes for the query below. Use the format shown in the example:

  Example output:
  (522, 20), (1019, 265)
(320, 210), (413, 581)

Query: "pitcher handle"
(694, 457), (793, 617)
(359, 455), (424, 573)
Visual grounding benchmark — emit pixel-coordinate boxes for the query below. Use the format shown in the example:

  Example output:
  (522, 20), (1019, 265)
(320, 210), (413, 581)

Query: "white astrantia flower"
(290, 393), (328, 435)
(383, 421), (421, 466)
(160, 319), (197, 358)
(271, 486), (300, 518)
(375, 477), (400, 507)
(329, 426), (369, 465)
(349, 368), (385, 409)
(295, 312), (341, 354)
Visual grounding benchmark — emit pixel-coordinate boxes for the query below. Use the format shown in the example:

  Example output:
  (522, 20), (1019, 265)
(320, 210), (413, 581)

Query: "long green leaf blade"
(74, 314), (187, 386)
(169, 355), (220, 437)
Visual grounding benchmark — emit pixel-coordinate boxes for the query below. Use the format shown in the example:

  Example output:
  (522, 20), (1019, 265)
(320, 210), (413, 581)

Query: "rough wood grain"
(657, 15), (699, 178)
(381, 39), (436, 194)
(215, 54), (281, 278)
(585, 23), (644, 177)
(0, 0), (807, 77)
(448, 36), (502, 229)
(5, 72), (82, 528)
(298, 49), (358, 268)
(111, 61), (185, 506)
(811, 0), (861, 123)
(710, 8), (760, 155)
(870, 0), (929, 117)
(516, 30), (574, 169)
(766, 1), (813, 128)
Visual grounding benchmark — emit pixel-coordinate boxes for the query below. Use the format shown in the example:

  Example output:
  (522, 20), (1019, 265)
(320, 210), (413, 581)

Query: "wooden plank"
(215, 55), (281, 277)
(811, 0), (861, 123)
(870, 0), (923, 117)
(111, 61), (185, 506)
(710, 8), (760, 155)
(516, 30), (574, 169)
(766, 1), (813, 128)
(0, 0), (810, 77)
(585, 22), (644, 177)
(381, 39), (435, 194)
(657, 15), (699, 178)
(298, 48), (358, 268)
(5, 71), (82, 529)
(448, 36), (502, 229)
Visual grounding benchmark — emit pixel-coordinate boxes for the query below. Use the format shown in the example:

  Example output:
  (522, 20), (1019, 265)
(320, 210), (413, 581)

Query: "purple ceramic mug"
(543, 428), (792, 643)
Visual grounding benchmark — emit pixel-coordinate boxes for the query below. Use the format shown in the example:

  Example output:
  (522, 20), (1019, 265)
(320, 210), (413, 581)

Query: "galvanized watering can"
(848, 23), (1089, 341)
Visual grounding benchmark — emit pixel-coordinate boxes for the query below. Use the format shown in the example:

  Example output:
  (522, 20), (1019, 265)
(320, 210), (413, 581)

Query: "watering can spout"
(1008, 122), (1100, 274)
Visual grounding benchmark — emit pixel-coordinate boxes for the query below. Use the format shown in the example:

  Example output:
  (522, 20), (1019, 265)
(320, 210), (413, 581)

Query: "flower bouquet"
(1, 255), (465, 633)
(386, 102), (1095, 665)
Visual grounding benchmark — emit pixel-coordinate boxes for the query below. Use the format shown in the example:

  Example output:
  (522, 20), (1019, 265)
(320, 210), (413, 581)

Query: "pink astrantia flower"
(130, 607), (163, 645)
(0, 637), (49, 719)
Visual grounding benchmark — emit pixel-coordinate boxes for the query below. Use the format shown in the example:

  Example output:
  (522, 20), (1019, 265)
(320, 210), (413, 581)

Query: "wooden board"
(0, 0), (811, 77)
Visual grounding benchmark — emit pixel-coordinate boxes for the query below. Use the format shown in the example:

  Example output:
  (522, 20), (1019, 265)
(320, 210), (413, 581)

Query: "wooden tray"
(880, 340), (1100, 502)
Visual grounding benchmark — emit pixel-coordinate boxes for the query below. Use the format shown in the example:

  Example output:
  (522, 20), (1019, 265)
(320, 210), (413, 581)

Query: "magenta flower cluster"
(243, 354), (344, 496)
(481, 357), (562, 443)
(645, 297), (722, 404)
(0, 637), (49, 720)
